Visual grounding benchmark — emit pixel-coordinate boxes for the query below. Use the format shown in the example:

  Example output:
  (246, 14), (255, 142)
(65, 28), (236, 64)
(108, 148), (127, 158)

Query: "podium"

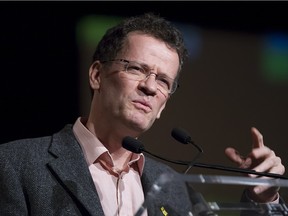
(136, 173), (288, 216)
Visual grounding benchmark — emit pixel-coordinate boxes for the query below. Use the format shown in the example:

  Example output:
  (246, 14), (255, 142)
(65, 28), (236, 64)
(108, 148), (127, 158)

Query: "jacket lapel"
(47, 125), (104, 216)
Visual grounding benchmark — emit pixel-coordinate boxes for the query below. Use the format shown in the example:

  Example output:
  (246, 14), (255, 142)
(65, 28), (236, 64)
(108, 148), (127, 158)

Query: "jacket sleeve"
(0, 152), (28, 216)
(240, 189), (287, 216)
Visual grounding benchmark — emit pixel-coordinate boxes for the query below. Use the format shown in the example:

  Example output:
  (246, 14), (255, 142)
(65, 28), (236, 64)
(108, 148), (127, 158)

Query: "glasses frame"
(101, 59), (179, 95)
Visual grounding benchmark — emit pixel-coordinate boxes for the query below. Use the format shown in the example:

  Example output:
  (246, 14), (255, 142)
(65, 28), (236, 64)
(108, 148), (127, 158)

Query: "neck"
(111, 148), (133, 171)
(85, 118), (135, 169)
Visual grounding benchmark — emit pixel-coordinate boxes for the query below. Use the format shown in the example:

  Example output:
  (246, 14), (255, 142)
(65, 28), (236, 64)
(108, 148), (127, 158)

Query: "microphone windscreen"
(171, 128), (192, 144)
(122, 136), (144, 153)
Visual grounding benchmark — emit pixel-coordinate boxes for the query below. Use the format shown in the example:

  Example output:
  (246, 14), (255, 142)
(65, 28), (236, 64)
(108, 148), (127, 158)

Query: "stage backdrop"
(1, 2), (288, 210)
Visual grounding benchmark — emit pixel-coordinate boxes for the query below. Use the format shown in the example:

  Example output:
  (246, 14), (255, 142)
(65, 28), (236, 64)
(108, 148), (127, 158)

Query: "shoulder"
(0, 124), (74, 162)
(0, 135), (52, 155)
(144, 156), (176, 174)
(0, 124), (74, 148)
(142, 156), (179, 188)
(0, 135), (53, 176)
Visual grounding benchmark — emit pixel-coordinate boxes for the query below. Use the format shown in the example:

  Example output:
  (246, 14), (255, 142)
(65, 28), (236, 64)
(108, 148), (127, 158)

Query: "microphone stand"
(207, 201), (288, 215)
(143, 148), (288, 180)
(191, 162), (288, 180)
(122, 135), (288, 179)
(135, 172), (288, 216)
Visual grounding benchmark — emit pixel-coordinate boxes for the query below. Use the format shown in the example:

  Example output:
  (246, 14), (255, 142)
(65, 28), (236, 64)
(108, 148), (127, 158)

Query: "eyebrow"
(138, 61), (172, 78)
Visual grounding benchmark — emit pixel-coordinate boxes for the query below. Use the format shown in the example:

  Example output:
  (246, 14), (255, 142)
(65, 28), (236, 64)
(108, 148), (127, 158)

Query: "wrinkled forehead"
(118, 32), (180, 74)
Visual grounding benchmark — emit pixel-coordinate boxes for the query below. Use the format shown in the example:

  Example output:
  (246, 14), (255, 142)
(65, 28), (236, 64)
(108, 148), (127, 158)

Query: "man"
(0, 13), (285, 216)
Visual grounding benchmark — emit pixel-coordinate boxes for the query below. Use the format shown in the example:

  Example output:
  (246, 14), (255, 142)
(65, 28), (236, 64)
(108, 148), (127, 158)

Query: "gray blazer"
(0, 125), (192, 216)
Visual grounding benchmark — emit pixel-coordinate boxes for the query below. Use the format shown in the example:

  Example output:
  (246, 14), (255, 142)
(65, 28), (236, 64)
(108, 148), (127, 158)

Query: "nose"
(138, 73), (158, 95)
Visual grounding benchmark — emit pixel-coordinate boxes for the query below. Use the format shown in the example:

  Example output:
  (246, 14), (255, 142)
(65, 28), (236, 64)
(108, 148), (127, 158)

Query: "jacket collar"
(47, 125), (104, 216)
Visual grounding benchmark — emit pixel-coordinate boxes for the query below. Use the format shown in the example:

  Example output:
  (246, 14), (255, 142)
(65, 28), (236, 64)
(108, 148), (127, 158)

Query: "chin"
(127, 113), (155, 132)
(137, 121), (154, 133)
(128, 120), (152, 134)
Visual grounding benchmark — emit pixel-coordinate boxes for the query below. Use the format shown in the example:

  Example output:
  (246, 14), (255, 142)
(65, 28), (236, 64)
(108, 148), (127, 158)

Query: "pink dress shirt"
(73, 117), (147, 216)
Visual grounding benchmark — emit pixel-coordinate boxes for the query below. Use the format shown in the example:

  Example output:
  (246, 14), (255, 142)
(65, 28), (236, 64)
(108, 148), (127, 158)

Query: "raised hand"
(225, 127), (285, 202)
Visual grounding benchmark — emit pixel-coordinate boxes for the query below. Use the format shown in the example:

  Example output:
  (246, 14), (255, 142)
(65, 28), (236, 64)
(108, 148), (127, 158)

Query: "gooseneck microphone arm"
(122, 135), (288, 180)
(171, 127), (288, 179)
(171, 127), (203, 173)
(122, 136), (187, 166)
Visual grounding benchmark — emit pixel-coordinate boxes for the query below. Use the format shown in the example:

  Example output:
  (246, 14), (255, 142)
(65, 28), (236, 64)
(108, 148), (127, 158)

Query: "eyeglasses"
(101, 59), (179, 96)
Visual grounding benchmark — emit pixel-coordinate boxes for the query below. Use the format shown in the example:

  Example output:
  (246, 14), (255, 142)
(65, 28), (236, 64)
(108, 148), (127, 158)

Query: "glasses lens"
(168, 82), (178, 95)
(127, 61), (179, 95)
(125, 62), (146, 79)
(108, 59), (178, 95)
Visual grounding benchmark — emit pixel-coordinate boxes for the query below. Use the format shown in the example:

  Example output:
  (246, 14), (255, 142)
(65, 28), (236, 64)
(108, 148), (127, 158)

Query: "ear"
(156, 102), (166, 119)
(89, 61), (101, 90)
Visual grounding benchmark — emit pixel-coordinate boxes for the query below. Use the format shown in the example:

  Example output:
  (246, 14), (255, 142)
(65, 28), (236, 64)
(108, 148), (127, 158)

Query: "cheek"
(102, 74), (129, 95)
(102, 78), (137, 106)
(156, 101), (167, 119)
(112, 73), (137, 89)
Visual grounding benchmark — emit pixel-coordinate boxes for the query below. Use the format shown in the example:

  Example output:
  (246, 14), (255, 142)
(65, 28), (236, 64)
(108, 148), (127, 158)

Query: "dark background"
(1, 1), (288, 206)
(1, 1), (287, 142)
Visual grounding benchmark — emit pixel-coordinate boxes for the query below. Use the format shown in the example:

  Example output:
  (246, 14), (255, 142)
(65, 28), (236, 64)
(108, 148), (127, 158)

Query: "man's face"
(90, 33), (180, 135)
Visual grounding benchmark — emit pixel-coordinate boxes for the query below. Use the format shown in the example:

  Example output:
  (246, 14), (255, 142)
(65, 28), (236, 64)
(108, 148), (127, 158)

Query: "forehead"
(119, 32), (180, 77)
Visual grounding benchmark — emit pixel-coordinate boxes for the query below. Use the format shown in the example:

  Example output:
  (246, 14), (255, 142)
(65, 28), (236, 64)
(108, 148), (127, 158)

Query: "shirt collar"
(72, 117), (145, 175)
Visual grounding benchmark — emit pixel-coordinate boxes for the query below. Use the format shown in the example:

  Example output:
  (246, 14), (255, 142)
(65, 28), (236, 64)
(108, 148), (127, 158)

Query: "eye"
(157, 76), (171, 90)
(126, 63), (145, 74)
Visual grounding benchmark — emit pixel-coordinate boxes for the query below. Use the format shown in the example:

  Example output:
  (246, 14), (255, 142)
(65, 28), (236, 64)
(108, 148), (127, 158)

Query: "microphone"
(171, 127), (203, 173)
(122, 135), (288, 180)
(171, 127), (203, 153)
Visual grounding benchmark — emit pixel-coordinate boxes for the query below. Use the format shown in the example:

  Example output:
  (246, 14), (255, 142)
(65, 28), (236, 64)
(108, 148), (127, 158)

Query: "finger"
(248, 147), (273, 173)
(224, 147), (245, 165)
(251, 127), (264, 149)
(268, 161), (285, 175)
(252, 154), (285, 175)
(249, 146), (273, 159)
